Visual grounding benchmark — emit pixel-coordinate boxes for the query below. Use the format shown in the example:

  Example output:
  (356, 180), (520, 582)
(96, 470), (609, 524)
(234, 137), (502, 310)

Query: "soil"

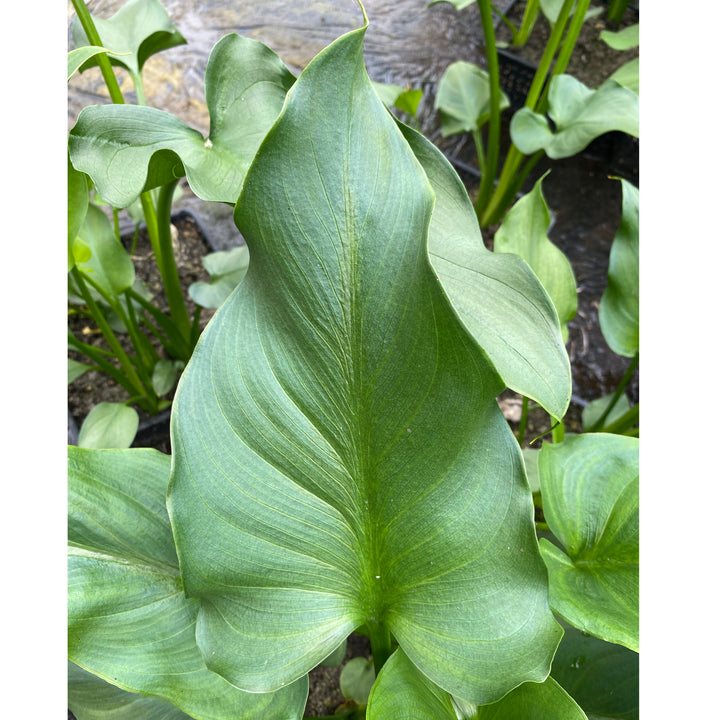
(67, 3), (639, 715)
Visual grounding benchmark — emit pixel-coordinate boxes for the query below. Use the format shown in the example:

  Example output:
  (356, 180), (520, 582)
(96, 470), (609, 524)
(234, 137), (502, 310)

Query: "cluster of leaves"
(68, 1), (639, 718)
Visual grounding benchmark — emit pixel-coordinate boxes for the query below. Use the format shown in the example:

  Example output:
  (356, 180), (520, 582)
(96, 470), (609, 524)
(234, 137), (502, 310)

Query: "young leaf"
(607, 57), (639, 95)
(74, 204), (135, 297)
(188, 245), (250, 309)
(599, 24), (639, 51)
(68, 46), (131, 81)
(599, 180), (639, 357)
(168, 23), (561, 705)
(551, 623), (639, 720)
(69, 359), (93, 385)
(68, 447), (309, 720)
(151, 359), (184, 396)
(340, 657), (375, 705)
(435, 61), (510, 136)
(68, 156), (89, 272)
(581, 392), (631, 432)
(69, 33), (295, 207)
(510, 75), (639, 158)
(493, 175), (577, 342)
(77, 403), (139, 449)
(70, 0), (186, 77)
(367, 648), (587, 719)
(538, 434), (639, 651)
(397, 123), (571, 420)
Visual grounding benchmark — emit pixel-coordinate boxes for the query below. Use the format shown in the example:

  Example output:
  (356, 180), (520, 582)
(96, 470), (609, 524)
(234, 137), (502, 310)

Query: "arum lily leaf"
(581, 393), (631, 433)
(69, 33), (295, 207)
(429, 0), (476, 9)
(151, 359), (184, 397)
(69, 662), (193, 720)
(169, 24), (561, 705)
(188, 245), (250, 308)
(608, 57), (639, 95)
(75, 204), (135, 296)
(69, 359), (93, 385)
(340, 657), (375, 705)
(398, 123), (571, 419)
(68, 46), (131, 81)
(599, 24), (639, 51)
(372, 82), (423, 118)
(77, 403), (138, 449)
(68, 156), (89, 272)
(538, 434), (639, 651)
(367, 648), (587, 719)
(510, 75), (639, 158)
(493, 175), (577, 343)
(539, 0), (603, 25)
(70, 0), (186, 77)
(599, 180), (639, 357)
(435, 61), (510, 136)
(551, 623), (639, 720)
(68, 447), (309, 720)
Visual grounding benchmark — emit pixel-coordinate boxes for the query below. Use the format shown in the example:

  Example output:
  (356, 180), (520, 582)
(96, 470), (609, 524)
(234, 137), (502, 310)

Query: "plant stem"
(474, 0), (502, 221)
(517, 395), (529, 446)
(551, 419), (565, 444)
(514, 0), (540, 46)
(70, 268), (155, 413)
(601, 402), (639, 435)
(479, 0), (577, 226)
(154, 179), (193, 346)
(367, 619), (392, 676)
(70, 0), (125, 105)
(587, 353), (639, 432)
(607, 0), (630, 24)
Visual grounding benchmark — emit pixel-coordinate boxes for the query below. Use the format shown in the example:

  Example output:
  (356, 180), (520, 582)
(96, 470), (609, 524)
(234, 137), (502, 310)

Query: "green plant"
(431, 0), (639, 227)
(69, 6), (638, 719)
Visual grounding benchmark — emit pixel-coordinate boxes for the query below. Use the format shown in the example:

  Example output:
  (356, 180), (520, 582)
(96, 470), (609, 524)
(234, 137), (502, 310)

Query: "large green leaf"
(510, 75), (639, 159)
(599, 180), (639, 357)
(68, 446), (308, 720)
(551, 623), (639, 720)
(435, 61), (510, 136)
(69, 662), (193, 720)
(73, 204), (135, 296)
(68, 33), (295, 207)
(538, 434), (639, 651)
(168, 23), (561, 706)
(397, 123), (571, 419)
(70, 0), (186, 77)
(493, 175), (577, 342)
(367, 648), (587, 719)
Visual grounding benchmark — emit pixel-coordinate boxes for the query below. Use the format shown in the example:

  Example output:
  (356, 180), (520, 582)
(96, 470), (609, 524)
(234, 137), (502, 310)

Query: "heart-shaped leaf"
(69, 33), (295, 208)
(188, 245), (250, 309)
(435, 61), (510, 136)
(599, 180), (639, 358)
(397, 123), (571, 420)
(168, 23), (561, 706)
(70, 0), (186, 77)
(68, 446), (309, 720)
(551, 623), (639, 720)
(367, 648), (587, 719)
(538, 434), (639, 651)
(77, 403), (139, 449)
(510, 75), (639, 159)
(493, 174), (577, 342)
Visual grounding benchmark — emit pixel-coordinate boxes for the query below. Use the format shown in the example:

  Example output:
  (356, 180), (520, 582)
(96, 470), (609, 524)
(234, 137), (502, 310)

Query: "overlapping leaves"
(168, 21), (561, 707)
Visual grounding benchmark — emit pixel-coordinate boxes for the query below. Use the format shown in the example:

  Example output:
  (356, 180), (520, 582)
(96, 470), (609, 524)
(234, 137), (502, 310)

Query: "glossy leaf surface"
(69, 33), (294, 207)
(599, 180), (639, 357)
(538, 434), (639, 651)
(398, 123), (571, 419)
(70, 0), (186, 76)
(552, 623), (639, 720)
(169, 24), (560, 705)
(494, 175), (577, 342)
(68, 447), (308, 720)
(510, 75), (639, 158)
(367, 649), (587, 719)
